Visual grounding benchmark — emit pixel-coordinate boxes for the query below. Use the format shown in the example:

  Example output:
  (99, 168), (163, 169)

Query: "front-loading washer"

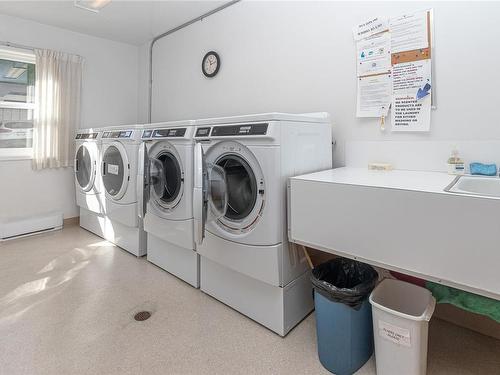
(99, 125), (147, 256)
(74, 128), (106, 237)
(141, 121), (199, 287)
(193, 113), (333, 336)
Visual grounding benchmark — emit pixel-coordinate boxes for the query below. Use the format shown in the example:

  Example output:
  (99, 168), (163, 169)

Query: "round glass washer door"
(206, 141), (265, 234)
(216, 154), (257, 221)
(102, 142), (129, 200)
(150, 150), (184, 210)
(75, 144), (96, 192)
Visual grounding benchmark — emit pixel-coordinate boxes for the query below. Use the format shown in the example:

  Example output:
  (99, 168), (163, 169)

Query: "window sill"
(0, 149), (33, 161)
(0, 155), (33, 162)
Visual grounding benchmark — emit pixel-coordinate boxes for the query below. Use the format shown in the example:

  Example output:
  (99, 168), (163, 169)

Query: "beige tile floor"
(1, 225), (500, 375)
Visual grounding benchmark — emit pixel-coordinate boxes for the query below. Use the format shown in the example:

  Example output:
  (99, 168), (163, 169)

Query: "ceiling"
(0, 1), (226, 45)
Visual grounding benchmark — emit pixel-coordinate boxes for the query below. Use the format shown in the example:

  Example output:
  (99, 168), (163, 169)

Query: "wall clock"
(202, 51), (220, 78)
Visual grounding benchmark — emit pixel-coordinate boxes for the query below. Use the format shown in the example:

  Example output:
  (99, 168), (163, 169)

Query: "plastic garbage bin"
(369, 279), (436, 375)
(312, 258), (378, 375)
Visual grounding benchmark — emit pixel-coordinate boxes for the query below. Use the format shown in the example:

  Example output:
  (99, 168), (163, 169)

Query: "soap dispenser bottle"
(447, 148), (465, 175)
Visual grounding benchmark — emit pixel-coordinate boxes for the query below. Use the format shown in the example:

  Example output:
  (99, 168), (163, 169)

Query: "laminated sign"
(392, 93), (431, 132)
(378, 320), (411, 347)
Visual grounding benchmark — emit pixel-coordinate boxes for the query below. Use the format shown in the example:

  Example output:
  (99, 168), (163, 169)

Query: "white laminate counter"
(289, 167), (500, 300)
(292, 167), (457, 195)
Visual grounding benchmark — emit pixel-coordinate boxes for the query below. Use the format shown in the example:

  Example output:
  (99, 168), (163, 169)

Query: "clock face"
(202, 51), (220, 78)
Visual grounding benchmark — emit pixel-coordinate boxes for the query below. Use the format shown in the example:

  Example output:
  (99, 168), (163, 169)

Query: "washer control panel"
(75, 132), (99, 139)
(203, 123), (268, 137)
(102, 130), (133, 139)
(195, 127), (211, 137)
(141, 129), (153, 139)
(142, 127), (187, 139)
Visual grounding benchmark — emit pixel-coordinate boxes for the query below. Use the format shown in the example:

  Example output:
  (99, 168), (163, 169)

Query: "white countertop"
(292, 167), (457, 195)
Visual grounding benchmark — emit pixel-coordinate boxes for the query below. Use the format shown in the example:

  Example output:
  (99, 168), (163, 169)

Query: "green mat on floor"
(426, 282), (500, 323)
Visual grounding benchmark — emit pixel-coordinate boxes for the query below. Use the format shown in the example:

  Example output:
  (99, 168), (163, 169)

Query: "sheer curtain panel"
(32, 49), (83, 170)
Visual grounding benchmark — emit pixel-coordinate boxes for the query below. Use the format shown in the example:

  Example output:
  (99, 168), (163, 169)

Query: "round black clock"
(202, 51), (220, 78)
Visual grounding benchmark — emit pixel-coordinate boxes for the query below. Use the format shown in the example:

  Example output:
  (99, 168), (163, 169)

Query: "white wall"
(146, 1), (500, 170)
(138, 42), (150, 124)
(0, 14), (139, 219)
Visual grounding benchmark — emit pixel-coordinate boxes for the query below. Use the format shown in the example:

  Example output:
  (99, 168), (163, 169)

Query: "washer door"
(149, 147), (184, 210)
(193, 142), (227, 245)
(74, 143), (96, 192)
(216, 154), (257, 221)
(102, 142), (129, 200)
(205, 141), (265, 234)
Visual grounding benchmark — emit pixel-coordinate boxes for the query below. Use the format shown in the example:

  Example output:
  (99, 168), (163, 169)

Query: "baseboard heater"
(0, 211), (63, 241)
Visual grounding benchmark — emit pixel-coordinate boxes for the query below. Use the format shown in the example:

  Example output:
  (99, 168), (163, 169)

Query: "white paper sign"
(378, 320), (411, 347)
(390, 11), (428, 54)
(108, 164), (119, 175)
(357, 73), (392, 118)
(392, 92), (431, 132)
(353, 17), (389, 41)
(393, 59), (431, 96)
(357, 32), (392, 77)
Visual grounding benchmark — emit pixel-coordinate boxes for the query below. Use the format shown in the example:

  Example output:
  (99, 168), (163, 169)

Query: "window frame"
(0, 47), (36, 161)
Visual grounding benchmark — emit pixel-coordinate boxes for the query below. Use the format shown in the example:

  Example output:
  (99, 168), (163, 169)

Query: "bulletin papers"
(392, 60), (431, 132)
(390, 11), (432, 132)
(355, 30), (392, 117)
(354, 10), (433, 132)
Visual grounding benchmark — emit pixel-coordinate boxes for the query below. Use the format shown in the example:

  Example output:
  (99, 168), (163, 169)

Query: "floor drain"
(134, 311), (151, 321)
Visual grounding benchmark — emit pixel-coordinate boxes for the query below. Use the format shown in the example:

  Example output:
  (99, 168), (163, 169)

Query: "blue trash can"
(312, 258), (378, 375)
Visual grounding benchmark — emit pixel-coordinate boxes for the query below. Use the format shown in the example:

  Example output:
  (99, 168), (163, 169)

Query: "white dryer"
(74, 128), (106, 236)
(142, 121), (199, 287)
(193, 113), (332, 336)
(100, 125), (147, 256)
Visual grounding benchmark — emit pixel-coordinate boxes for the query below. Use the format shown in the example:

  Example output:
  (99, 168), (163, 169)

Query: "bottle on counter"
(447, 148), (465, 175)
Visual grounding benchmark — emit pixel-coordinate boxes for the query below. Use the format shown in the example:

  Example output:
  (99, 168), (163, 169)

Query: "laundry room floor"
(1, 224), (500, 375)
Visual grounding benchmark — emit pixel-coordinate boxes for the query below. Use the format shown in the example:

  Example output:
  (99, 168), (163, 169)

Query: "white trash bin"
(369, 279), (436, 375)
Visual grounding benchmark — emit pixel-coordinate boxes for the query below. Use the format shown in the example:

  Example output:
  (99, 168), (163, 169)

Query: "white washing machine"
(193, 113), (332, 336)
(141, 121), (199, 287)
(74, 128), (106, 236)
(98, 125), (147, 256)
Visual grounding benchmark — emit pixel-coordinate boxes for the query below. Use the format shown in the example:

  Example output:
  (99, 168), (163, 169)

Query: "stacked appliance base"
(201, 256), (314, 336)
(80, 208), (146, 257)
(147, 234), (199, 288)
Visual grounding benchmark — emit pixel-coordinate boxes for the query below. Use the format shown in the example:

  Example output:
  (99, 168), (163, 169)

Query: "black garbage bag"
(311, 258), (378, 310)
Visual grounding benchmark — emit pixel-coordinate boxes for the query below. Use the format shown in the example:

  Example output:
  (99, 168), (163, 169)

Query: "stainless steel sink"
(445, 175), (500, 198)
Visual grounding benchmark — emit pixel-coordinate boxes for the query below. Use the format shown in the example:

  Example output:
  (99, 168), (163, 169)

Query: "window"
(0, 47), (35, 160)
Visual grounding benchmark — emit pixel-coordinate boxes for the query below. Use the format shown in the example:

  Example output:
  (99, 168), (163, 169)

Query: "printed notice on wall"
(352, 9), (433, 127)
(391, 58), (431, 131)
(393, 59), (431, 95)
(378, 320), (411, 347)
(390, 11), (428, 54)
(108, 164), (119, 175)
(353, 17), (389, 40)
(357, 32), (392, 77)
(357, 74), (392, 118)
(392, 91), (431, 132)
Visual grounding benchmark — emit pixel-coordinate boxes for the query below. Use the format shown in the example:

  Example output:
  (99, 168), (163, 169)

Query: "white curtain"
(32, 49), (83, 170)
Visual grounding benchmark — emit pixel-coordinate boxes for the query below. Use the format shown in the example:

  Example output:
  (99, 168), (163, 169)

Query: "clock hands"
(202, 52), (219, 77)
